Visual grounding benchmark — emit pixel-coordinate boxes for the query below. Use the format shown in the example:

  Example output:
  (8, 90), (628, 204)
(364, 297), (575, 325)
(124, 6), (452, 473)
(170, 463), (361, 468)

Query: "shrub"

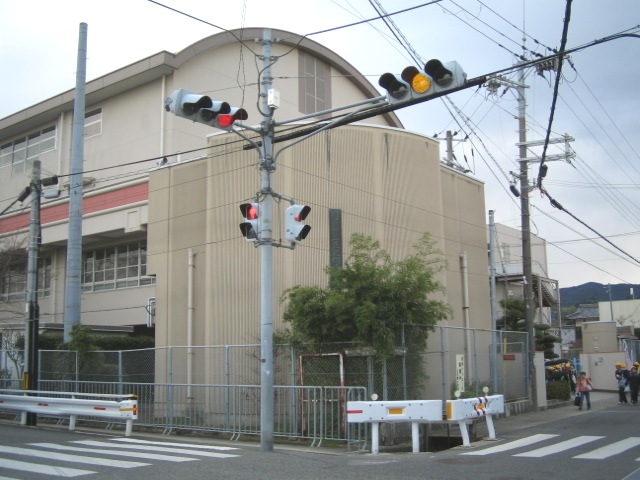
(546, 380), (571, 400)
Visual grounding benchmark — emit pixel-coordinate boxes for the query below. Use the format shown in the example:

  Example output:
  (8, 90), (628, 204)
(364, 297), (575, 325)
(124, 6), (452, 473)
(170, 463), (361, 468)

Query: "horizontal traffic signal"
(379, 59), (467, 104)
(165, 88), (247, 130)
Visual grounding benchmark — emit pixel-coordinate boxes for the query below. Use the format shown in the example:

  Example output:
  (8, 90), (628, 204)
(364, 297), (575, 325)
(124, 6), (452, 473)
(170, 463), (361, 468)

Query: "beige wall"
(579, 351), (627, 391)
(581, 321), (618, 354)
(1, 28), (399, 334)
(147, 124), (491, 383)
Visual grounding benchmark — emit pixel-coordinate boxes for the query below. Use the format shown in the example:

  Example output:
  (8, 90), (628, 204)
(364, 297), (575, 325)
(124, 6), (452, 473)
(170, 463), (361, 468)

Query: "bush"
(546, 380), (571, 400)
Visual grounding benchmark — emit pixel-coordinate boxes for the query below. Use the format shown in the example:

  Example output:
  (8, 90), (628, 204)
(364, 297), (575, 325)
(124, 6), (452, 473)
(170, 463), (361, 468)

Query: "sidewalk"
(489, 390), (618, 437)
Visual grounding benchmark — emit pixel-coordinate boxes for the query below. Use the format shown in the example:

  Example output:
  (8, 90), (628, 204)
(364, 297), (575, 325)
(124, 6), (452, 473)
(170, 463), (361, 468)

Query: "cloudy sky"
(1, 0), (639, 289)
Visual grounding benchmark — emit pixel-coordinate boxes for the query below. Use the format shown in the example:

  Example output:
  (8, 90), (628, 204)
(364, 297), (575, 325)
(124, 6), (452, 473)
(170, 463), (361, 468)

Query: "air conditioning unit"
(146, 297), (156, 327)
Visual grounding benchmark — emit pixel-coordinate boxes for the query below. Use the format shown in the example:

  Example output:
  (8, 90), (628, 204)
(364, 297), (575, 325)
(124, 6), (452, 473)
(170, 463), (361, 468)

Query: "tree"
(498, 298), (525, 331)
(0, 235), (28, 319)
(499, 298), (559, 359)
(280, 233), (451, 360)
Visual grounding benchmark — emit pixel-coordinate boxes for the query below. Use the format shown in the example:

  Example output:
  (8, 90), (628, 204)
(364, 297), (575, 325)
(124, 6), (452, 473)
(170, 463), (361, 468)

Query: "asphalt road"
(0, 393), (639, 480)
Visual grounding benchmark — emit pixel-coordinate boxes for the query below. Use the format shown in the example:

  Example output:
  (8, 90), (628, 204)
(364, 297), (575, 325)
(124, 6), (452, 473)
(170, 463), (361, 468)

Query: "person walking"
(615, 362), (630, 405)
(628, 366), (640, 405)
(575, 371), (593, 410)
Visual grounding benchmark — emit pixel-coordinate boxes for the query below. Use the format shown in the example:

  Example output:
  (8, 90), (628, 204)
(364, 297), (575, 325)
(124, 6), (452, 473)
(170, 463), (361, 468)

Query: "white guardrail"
(446, 394), (505, 447)
(0, 389), (138, 437)
(347, 395), (505, 452)
(347, 400), (442, 453)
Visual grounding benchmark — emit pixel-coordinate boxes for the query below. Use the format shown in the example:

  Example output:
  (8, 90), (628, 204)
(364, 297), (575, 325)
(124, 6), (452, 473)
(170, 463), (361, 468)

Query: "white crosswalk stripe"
(574, 437), (640, 460)
(112, 437), (239, 451)
(0, 437), (240, 477)
(72, 440), (239, 458)
(461, 433), (558, 455)
(0, 458), (94, 477)
(1, 445), (149, 468)
(514, 436), (604, 458)
(461, 434), (640, 460)
(29, 442), (199, 462)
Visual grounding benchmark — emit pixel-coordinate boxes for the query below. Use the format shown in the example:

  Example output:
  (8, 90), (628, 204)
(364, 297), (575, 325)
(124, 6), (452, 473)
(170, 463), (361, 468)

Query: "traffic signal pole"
(165, 31), (486, 451)
(258, 29), (275, 452)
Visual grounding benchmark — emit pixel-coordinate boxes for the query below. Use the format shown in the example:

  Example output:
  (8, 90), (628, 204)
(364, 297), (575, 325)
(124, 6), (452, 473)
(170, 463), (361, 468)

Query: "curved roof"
(0, 27), (402, 138)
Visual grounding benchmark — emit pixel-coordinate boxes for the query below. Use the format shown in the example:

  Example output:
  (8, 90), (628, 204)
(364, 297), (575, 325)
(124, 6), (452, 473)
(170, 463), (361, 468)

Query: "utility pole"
(258, 29), (275, 452)
(607, 284), (615, 322)
(516, 66), (538, 411)
(24, 159), (41, 426)
(64, 22), (88, 343)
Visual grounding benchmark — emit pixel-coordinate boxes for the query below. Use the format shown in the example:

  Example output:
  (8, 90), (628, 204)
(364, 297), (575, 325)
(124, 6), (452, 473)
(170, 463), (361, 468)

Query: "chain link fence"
(1, 325), (528, 443)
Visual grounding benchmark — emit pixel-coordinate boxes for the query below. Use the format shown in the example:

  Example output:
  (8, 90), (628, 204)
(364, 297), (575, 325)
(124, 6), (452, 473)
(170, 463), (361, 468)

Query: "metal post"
(64, 23), (88, 342)
(24, 159), (41, 426)
(607, 284), (614, 322)
(489, 210), (498, 392)
(259, 28), (275, 452)
(517, 66), (538, 410)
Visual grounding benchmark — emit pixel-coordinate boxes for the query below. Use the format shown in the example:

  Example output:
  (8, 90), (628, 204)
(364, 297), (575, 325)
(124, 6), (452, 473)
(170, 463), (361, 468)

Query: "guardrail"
(0, 389), (138, 437)
(347, 400), (443, 453)
(347, 395), (506, 453)
(446, 394), (505, 446)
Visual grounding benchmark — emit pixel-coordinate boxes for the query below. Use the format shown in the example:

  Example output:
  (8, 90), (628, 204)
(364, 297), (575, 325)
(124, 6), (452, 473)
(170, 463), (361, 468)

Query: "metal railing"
(23, 380), (368, 448)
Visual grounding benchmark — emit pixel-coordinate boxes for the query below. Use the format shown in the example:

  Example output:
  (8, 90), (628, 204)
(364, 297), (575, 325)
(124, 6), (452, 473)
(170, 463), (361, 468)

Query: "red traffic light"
(239, 203), (260, 241)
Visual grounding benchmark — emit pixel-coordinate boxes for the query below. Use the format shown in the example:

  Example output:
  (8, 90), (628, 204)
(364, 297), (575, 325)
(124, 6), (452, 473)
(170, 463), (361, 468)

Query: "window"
(0, 257), (52, 302)
(0, 126), (56, 177)
(84, 108), (102, 138)
(298, 52), (331, 115)
(82, 241), (155, 292)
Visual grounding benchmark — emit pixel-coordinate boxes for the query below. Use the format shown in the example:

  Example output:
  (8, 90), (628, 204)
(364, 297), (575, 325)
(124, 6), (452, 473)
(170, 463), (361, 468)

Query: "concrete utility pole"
(516, 66), (538, 410)
(64, 22), (87, 343)
(258, 29), (276, 452)
(23, 159), (42, 426)
(514, 64), (574, 410)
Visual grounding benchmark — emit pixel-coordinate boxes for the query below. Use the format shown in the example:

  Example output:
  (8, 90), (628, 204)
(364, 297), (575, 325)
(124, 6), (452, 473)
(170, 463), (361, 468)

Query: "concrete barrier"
(347, 400), (442, 453)
(0, 389), (138, 437)
(446, 395), (505, 446)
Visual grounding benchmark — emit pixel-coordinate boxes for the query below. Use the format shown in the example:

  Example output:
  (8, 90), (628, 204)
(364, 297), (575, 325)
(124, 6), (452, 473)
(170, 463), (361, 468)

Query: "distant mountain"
(559, 282), (640, 308)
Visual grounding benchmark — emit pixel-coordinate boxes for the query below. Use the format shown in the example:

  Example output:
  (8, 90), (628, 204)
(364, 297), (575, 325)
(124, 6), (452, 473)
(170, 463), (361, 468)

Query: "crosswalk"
(461, 434), (640, 460)
(0, 437), (240, 478)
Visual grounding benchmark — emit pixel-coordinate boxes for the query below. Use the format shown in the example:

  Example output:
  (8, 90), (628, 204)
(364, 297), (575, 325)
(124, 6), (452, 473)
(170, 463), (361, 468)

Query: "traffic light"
(378, 60), (467, 104)
(239, 203), (260, 241)
(285, 205), (311, 243)
(164, 88), (248, 130)
(212, 107), (249, 131)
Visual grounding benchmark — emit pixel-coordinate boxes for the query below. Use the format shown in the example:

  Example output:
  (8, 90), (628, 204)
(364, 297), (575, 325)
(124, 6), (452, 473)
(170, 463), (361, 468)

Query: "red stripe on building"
(0, 183), (148, 235)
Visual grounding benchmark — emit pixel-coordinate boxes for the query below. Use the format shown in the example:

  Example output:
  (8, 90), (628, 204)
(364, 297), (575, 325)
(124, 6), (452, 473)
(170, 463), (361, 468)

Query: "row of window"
(0, 126), (56, 177)
(0, 109), (102, 178)
(81, 242), (154, 292)
(0, 241), (154, 301)
(0, 258), (52, 302)
(1, 50), (329, 178)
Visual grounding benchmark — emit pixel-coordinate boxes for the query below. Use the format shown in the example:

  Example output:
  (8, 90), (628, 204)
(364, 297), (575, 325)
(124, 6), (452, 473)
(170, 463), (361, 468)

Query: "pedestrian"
(615, 362), (630, 404)
(628, 366), (640, 405)
(575, 371), (593, 410)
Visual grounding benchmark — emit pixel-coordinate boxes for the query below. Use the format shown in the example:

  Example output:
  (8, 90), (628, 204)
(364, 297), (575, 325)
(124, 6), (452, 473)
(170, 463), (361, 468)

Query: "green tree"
(498, 298), (525, 331)
(280, 233), (451, 360)
(499, 298), (559, 359)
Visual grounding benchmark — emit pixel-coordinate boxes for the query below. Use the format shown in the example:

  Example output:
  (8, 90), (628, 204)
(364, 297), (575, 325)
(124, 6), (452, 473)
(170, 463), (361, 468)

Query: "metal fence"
(0, 325), (528, 446)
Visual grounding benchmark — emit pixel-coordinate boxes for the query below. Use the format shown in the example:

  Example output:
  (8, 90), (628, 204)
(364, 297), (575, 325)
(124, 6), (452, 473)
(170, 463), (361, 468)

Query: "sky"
(1, 0), (639, 289)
